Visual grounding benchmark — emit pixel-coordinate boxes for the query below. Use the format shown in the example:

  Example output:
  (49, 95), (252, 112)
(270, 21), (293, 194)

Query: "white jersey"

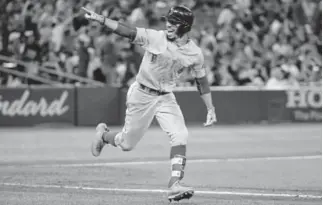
(131, 27), (206, 92)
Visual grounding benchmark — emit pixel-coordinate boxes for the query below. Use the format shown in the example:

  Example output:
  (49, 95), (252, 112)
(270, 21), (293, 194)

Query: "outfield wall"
(0, 86), (321, 126)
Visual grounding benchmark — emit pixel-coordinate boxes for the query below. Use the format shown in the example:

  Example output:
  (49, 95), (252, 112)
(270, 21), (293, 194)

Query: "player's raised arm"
(81, 7), (165, 51)
(81, 7), (137, 41)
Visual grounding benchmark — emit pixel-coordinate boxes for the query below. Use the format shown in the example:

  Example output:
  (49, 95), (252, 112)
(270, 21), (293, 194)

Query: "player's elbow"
(115, 22), (137, 40)
(195, 76), (210, 95)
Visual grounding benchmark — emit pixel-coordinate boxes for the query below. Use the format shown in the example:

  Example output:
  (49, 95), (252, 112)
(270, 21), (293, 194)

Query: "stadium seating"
(0, 0), (321, 88)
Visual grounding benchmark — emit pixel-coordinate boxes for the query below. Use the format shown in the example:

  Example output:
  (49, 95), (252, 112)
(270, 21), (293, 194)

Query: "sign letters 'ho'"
(286, 89), (321, 109)
(285, 88), (322, 122)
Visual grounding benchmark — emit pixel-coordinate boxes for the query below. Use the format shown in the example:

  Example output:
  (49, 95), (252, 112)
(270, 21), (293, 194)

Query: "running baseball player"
(82, 5), (217, 202)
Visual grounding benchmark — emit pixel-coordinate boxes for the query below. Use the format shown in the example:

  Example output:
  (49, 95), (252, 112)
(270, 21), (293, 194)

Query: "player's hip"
(127, 81), (176, 104)
(135, 72), (176, 93)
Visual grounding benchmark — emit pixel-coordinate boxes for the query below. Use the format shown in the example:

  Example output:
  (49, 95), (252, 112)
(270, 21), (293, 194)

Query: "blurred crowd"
(0, 0), (321, 89)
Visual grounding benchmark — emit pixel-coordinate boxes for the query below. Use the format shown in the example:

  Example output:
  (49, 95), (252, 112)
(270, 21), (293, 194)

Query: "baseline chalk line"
(1, 183), (321, 200)
(46, 155), (321, 167)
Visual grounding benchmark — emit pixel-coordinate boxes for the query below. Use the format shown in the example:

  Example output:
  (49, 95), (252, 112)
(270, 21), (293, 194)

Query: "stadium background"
(0, 0), (322, 205)
(0, 0), (321, 126)
(0, 0), (321, 88)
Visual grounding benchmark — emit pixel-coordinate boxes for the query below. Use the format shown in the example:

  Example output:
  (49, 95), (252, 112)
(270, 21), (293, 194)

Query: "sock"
(102, 131), (118, 147)
(168, 145), (186, 188)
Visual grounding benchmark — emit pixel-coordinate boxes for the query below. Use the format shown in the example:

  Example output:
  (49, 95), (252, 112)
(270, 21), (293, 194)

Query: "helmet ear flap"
(177, 24), (191, 37)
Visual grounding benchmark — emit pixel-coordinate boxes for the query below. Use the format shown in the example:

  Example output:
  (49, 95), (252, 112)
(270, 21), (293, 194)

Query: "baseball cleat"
(168, 181), (194, 202)
(91, 123), (109, 157)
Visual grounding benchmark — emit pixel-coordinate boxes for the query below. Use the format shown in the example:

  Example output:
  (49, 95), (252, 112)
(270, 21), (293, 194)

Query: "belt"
(139, 83), (169, 96)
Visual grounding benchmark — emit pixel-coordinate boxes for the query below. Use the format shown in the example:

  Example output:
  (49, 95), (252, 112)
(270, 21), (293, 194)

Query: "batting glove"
(82, 7), (105, 25)
(203, 107), (217, 127)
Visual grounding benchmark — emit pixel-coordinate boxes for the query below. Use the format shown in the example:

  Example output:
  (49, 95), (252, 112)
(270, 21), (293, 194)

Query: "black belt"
(139, 83), (169, 96)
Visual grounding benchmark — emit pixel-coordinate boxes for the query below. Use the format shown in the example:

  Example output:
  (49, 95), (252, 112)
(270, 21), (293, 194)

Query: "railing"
(1, 54), (321, 90)
(0, 55), (105, 87)
(0, 66), (63, 86)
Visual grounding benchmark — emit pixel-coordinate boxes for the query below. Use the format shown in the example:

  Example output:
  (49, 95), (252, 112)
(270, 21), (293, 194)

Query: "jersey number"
(151, 54), (157, 63)
(177, 67), (184, 74)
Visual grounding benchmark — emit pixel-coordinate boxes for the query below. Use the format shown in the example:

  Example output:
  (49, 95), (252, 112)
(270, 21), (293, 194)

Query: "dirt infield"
(0, 124), (321, 205)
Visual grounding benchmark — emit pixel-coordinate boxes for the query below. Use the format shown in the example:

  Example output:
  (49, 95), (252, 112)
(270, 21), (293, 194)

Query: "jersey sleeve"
(190, 51), (206, 78)
(131, 28), (167, 54)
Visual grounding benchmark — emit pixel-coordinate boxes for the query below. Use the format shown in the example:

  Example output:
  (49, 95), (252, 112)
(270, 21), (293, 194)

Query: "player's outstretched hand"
(203, 107), (217, 127)
(81, 7), (105, 24)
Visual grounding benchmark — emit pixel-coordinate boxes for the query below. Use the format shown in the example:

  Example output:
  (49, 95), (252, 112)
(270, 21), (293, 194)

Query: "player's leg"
(155, 93), (193, 201)
(92, 82), (157, 156)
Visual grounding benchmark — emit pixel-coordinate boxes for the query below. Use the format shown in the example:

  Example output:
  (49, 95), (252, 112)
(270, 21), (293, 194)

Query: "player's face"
(166, 21), (179, 40)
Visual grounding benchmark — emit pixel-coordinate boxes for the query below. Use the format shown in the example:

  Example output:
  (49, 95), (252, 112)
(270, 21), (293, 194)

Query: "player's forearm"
(102, 18), (136, 40)
(82, 7), (137, 40)
(200, 93), (214, 110)
(195, 76), (214, 110)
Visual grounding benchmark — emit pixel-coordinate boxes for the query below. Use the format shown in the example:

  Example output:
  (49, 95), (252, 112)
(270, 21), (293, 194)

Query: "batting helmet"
(164, 6), (194, 36)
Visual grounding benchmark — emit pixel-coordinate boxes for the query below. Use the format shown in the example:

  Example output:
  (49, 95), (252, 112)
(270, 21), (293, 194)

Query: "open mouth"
(166, 29), (175, 35)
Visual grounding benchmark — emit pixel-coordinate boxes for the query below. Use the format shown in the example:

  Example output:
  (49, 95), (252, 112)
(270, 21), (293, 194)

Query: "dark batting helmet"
(164, 6), (194, 36)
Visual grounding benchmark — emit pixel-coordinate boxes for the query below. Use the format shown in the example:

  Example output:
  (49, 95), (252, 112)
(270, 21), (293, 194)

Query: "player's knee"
(117, 138), (135, 151)
(115, 133), (135, 151)
(120, 143), (134, 151)
(170, 128), (189, 146)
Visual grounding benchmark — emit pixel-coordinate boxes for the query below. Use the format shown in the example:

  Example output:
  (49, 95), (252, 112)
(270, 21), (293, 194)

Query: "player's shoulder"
(135, 27), (167, 54)
(187, 39), (204, 60)
(185, 39), (201, 53)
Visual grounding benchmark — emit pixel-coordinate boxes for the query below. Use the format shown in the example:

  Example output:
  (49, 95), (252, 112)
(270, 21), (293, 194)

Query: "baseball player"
(82, 5), (217, 202)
